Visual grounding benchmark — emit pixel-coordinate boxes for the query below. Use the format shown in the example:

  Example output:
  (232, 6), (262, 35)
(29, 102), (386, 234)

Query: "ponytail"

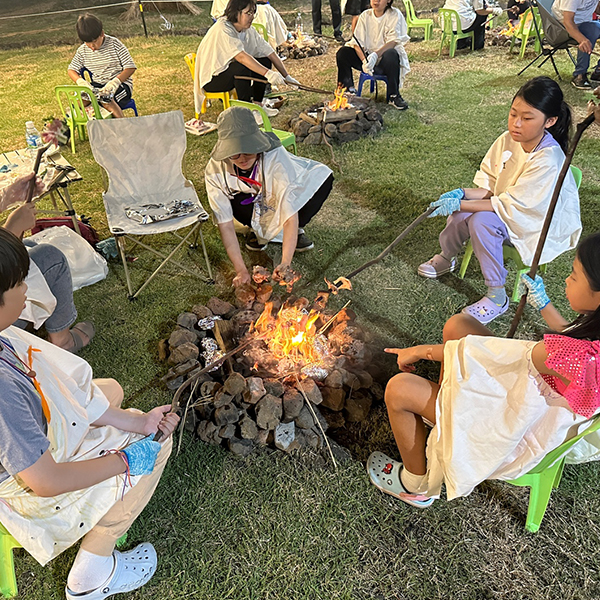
(513, 76), (572, 153)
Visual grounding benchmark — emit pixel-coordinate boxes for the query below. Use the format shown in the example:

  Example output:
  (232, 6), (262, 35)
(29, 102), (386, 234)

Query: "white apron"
(0, 327), (143, 565)
(20, 260), (57, 330)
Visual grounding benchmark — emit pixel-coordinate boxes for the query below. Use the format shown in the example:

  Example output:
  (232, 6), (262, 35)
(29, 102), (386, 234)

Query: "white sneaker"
(417, 254), (457, 279)
(65, 543), (157, 600)
(259, 101), (279, 117)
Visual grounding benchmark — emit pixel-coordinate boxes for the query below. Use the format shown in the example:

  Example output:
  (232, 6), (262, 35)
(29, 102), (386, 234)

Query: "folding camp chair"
(87, 110), (213, 299)
(517, 0), (577, 79)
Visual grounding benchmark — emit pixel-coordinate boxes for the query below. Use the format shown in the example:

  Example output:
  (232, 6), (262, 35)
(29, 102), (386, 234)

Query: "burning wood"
(327, 85), (350, 112)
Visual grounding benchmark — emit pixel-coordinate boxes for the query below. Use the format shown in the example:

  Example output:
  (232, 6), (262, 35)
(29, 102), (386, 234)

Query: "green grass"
(2, 20), (600, 600)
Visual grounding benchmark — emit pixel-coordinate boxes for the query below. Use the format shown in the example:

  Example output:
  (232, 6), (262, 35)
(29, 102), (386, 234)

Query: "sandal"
(65, 542), (157, 600)
(67, 322), (95, 354)
(461, 296), (509, 325)
(367, 451), (434, 509)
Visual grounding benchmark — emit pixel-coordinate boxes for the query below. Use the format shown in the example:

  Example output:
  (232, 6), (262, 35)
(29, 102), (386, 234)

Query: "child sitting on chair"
(67, 13), (136, 119)
(369, 232), (600, 508)
(0, 225), (179, 598)
(418, 76), (581, 324)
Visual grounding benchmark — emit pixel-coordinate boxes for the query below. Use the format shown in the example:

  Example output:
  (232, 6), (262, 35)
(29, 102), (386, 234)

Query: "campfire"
(160, 267), (385, 457)
(327, 85), (351, 112)
(277, 31), (328, 59)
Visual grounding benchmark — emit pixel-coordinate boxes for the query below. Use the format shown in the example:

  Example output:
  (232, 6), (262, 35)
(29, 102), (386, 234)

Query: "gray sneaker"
(296, 232), (314, 252)
(417, 254), (457, 278)
(572, 74), (592, 90)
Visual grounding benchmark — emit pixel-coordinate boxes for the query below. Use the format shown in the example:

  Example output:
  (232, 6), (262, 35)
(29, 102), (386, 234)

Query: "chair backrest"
(402, 0), (417, 21)
(229, 98), (273, 132)
(184, 52), (196, 80)
(536, 0), (574, 47)
(55, 85), (103, 122)
(439, 8), (463, 34)
(252, 22), (269, 41)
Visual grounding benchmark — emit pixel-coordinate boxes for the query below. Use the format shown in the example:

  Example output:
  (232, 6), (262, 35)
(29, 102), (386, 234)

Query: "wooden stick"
(233, 75), (334, 95)
(506, 111), (596, 338)
(25, 144), (51, 203)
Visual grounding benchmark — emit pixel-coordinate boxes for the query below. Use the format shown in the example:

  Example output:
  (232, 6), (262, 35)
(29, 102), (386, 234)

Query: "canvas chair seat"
(87, 110), (212, 298)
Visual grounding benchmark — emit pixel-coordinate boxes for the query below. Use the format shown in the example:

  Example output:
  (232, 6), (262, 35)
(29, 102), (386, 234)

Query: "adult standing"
(336, 0), (411, 109)
(194, 0), (299, 118)
(442, 0), (502, 50)
(552, 0), (600, 89)
(344, 0), (370, 31)
(313, 0), (345, 41)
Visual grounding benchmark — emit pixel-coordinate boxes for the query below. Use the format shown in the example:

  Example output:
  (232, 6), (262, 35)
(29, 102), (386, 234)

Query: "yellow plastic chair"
(402, 0), (433, 40)
(230, 99), (297, 154)
(509, 7), (543, 59)
(184, 52), (236, 118)
(55, 85), (105, 154)
(252, 22), (269, 41)
(458, 165), (582, 301)
(438, 8), (474, 57)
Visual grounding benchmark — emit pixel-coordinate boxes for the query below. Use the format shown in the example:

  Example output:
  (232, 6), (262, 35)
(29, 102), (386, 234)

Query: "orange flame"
(327, 85), (350, 111)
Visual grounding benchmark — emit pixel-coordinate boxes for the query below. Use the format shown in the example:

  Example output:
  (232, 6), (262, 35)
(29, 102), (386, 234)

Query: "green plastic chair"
(402, 0), (433, 40)
(252, 22), (269, 42)
(0, 522), (128, 599)
(55, 85), (105, 154)
(458, 165), (582, 301)
(229, 99), (297, 155)
(509, 7), (543, 59)
(438, 8), (475, 57)
(507, 414), (600, 532)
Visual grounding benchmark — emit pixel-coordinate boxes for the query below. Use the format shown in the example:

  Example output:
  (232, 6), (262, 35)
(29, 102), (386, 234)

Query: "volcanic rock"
(342, 369), (361, 390)
(256, 394), (283, 430)
(177, 312), (198, 330)
(207, 297), (234, 316)
(192, 304), (213, 319)
(256, 428), (272, 445)
(219, 423), (236, 439)
(239, 415), (258, 440)
(197, 420), (219, 444)
(168, 342), (199, 365)
(228, 437), (254, 457)
(213, 389), (234, 408)
(344, 393), (372, 422)
(263, 378), (285, 397)
(282, 387), (304, 421)
(223, 372), (247, 396)
(255, 283), (273, 304)
(165, 375), (184, 390)
(235, 284), (255, 308)
(200, 381), (222, 398)
(298, 378), (322, 405)
(355, 370), (373, 389)
(324, 369), (343, 389)
(321, 408), (345, 429)
(244, 377), (266, 404)
(214, 403), (240, 426)
(321, 386), (345, 411)
(303, 132), (322, 145)
(168, 328), (197, 348)
(295, 405), (314, 429)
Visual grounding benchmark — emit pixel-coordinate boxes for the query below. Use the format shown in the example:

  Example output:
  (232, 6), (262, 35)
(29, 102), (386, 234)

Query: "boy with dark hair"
(0, 180), (179, 600)
(68, 13), (137, 118)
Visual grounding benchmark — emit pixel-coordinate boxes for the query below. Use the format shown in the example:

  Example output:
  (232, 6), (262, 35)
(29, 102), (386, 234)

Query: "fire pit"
(277, 31), (328, 59)
(160, 268), (385, 457)
(289, 88), (384, 145)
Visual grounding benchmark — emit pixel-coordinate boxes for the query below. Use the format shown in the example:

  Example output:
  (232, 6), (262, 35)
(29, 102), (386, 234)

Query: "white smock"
(442, 0), (484, 30)
(473, 131), (581, 266)
(346, 8), (410, 88)
(205, 146), (332, 241)
(255, 4), (289, 48)
(20, 261), (57, 329)
(423, 335), (600, 500)
(0, 327), (144, 565)
(194, 18), (274, 115)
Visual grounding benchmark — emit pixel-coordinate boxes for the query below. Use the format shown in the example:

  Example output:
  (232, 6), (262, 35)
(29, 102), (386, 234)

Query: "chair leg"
(197, 226), (214, 282)
(116, 236), (135, 299)
(524, 462), (562, 533)
(458, 242), (473, 279)
(450, 36), (456, 58)
(0, 536), (18, 598)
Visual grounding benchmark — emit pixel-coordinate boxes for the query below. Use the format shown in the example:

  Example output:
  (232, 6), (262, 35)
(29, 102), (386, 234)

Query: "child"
(336, 0), (411, 110)
(369, 232), (600, 508)
(418, 76), (581, 324)
(67, 13), (136, 119)
(0, 229), (179, 598)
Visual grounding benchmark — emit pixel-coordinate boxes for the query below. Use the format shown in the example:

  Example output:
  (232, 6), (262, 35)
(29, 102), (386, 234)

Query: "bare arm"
(563, 11), (592, 53)
(67, 69), (82, 83)
(531, 340), (569, 384)
(385, 344), (445, 372)
(280, 213), (299, 267)
(91, 404), (176, 437)
(114, 67), (136, 82)
(539, 302), (570, 332)
(217, 220), (251, 285)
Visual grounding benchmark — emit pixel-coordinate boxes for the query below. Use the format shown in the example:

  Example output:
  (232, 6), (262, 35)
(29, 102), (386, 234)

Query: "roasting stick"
(25, 143), (52, 204)
(233, 75), (334, 95)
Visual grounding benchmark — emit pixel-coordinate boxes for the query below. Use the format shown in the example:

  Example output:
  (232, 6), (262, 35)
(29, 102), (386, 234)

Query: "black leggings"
(204, 57), (272, 102)
(231, 173), (334, 230)
(336, 46), (400, 97)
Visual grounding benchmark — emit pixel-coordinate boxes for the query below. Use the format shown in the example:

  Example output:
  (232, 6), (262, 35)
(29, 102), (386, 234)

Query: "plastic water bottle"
(295, 12), (303, 34)
(25, 121), (42, 152)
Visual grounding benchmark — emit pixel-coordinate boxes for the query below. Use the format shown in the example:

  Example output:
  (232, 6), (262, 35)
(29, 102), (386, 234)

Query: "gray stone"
(173, 359), (200, 377)
(197, 420), (219, 445)
(214, 403), (240, 426)
(228, 437), (254, 457)
(244, 377), (266, 404)
(184, 409), (196, 433)
(311, 406), (329, 433)
(321, 386), (345, 411)
(177, 312), (198, 330)
(298, 378), (322, 405)
(296, 428), (321, 449)
(359, 117), (372, 131)
(256, 428), (271, 445)
(168, 328), (197, 348)
(165, 375), (184, 390)
(324, 369), (343, 389)
(292, 119), (311, 138)
(213, 389), (234, 408)
(255, 394), (283, 430)
(336, 132), (360, 144)
(308, 124), (321, 134)
(274, 421), (295, 451)
(263, 378), (284, 397)
(168, 342), (199, 366)
(295, 405), (314, 429)
(355, 370), (373, 389)
(283, 388), (304, 421)
(239, 415), (258, 440)
(192, 304), (213, 319)
(342, 370), (361, 390)
(303, 132), (322, 145)
(344, 393), (372, 422)
(365, 107), (381, 121)
(324, 123), (337, 137)
(338, 120), (363, 134)
(223, 372), (247, 396)
(200, 381), (222, 399)
(207, 297), (234, 316)
(219, 423), (236, 439)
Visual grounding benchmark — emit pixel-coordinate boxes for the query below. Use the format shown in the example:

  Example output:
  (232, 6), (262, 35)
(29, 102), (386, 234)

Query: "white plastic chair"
(87, 110), (213, 299)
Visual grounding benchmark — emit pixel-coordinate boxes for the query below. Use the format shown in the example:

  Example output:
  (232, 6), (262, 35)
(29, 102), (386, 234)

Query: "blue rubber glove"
(428, 188), (465, 218)
(519, 273), (551, 310)
(122, 435), (161, 476)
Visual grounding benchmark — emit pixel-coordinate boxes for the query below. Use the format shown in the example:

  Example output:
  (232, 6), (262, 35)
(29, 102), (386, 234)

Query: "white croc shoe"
(417, 254), (457, 279)
(65, 543), (157, 600)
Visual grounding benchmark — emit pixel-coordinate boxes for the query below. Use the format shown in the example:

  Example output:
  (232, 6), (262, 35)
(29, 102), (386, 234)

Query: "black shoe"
(296, 232), (314, 252)
(389, 94), (409, 110)
(245, 232), (267, 251)
(589, 69), (600, 83)
(347, 87), (357, 95)
(334, 31), (345, 43)
(572, 74), (592, 90)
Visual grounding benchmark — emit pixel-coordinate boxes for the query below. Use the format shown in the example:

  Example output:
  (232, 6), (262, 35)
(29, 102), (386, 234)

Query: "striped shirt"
(68, 34), (136, 89)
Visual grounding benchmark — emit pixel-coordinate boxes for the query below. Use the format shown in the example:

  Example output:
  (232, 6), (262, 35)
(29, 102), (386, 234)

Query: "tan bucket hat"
(211, 106), (282, 161)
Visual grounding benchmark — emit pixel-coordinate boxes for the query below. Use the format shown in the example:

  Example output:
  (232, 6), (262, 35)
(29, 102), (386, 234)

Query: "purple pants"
(439, 211), (510, 287)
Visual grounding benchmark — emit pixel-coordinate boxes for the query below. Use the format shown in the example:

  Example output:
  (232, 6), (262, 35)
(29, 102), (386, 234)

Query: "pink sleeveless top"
(541, 334), (600, 418)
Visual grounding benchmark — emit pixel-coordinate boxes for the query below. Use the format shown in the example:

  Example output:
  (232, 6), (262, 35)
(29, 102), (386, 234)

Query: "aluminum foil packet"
(125, 199), (196, 224)
(197, 316), (222, 330)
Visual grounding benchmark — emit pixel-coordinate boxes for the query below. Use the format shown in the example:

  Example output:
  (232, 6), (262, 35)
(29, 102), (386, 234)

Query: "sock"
(486, 286), (507, 307)
(67, 549), (115, 593)
(400, 467), (427, 495)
